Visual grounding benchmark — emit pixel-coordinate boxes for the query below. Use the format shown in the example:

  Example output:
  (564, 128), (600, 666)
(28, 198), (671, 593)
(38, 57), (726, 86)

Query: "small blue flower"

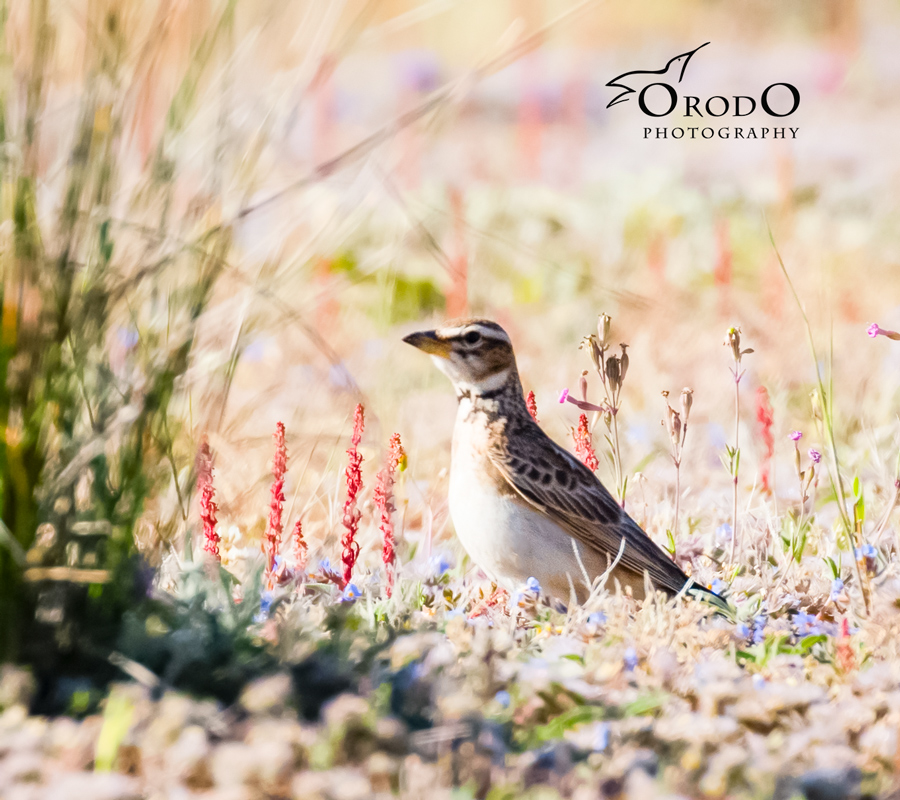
(624, 647), (638, 671)
(711, 578), (728, 595)
(715, 523), (733, 543)
(736, 622), (751, 640)
(793, 612), (821, 637)
(428, 553), (454, 577)
(831, 578), (845, 601)
(587, 611), (607, 626)
(525, 576), (541, 594)
(494, 690), (511, 708)
(340, 583), (362, 602)
(591, 722), (610, 753)
(752, 674), (766, 690)
(752, 614), (767, 645)
(254, 591), (273, 623)
(318, 558), (333, 572)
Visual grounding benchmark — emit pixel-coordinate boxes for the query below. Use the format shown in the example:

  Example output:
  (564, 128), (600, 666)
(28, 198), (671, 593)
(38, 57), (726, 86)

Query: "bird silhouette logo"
(606, 42), (710, 109)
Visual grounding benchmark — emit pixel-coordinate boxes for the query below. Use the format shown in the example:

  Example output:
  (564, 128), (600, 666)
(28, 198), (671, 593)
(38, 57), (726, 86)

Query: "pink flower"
(375, 433), (405, 598)
(264, 422), (287, 579)
(197, 437), (220, 560)
(808, 448), (822, 464)
(789, 430), (803, 442)
(341, 404), (366, 586)
(560, 391), (607, 414)
(868, 323), (900, 340)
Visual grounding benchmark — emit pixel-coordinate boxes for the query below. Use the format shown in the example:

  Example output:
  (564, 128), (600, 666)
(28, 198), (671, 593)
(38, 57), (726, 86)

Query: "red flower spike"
(264, 422), (287, 577)
(525, 390), (539, 423)
(375, 433), (405, 598)
(572, 413), (599, 472)
(341, 405), (366, 585)
(756, 387), (775, 494)
(197, 437), (220, 560)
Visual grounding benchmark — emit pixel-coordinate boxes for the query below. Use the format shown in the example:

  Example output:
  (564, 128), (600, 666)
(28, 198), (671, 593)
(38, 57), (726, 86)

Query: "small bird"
(606, 42), (709, 108)
(403, 319), (723, 609)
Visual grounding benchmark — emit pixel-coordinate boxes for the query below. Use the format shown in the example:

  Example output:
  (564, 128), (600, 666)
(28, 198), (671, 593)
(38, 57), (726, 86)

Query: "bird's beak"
(403, 329), (452, 359)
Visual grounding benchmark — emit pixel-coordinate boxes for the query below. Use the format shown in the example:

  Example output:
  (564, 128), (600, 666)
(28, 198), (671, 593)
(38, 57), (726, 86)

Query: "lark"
(404, 319), (723, 607)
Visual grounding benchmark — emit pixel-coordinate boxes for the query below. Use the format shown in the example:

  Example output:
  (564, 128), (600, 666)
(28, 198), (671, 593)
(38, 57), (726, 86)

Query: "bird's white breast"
(448, 405), (606, 598)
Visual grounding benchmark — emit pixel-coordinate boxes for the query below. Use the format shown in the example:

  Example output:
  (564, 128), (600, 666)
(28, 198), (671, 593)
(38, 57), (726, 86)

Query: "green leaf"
(94, 692), (134, 772)
(853, 476), (865, 525)
(622, 691), (667, 717)
(799, 634), (828, 653)
(529, 705), (605, 745)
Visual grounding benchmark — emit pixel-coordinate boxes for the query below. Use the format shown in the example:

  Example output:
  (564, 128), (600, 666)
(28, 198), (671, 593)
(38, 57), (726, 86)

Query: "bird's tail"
(682, 581), (732, 619)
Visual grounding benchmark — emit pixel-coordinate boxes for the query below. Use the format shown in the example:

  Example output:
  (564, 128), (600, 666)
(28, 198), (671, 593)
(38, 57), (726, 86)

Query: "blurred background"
(3, 0), (900, 629)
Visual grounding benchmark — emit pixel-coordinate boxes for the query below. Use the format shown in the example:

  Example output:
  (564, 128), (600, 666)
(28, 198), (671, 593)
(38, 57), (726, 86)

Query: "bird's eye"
(463, 330), (482, 345)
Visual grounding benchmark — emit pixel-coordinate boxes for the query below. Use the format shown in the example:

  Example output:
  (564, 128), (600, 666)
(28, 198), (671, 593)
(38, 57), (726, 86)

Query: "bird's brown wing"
(488, 422), (689, 595)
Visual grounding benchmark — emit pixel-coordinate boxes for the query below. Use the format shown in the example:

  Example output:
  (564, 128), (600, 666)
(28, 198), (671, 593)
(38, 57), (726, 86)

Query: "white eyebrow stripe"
(471, 324), (510, 343)
(437, 323), (510, 344)
(437, 326), (465, 339)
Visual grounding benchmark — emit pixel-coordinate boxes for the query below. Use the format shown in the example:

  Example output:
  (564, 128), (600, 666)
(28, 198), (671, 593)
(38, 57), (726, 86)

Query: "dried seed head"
(605, 354), (620, 391)
(579, 370), (589, 402)
(580, 335), (602, 372)
(725, 326), (742, 362)
(597, 313), (612, 349)
(671, 411), (682, 449)
(619, 344), (629, 383)
(662, 395), (676, 439)
(680, 387), (693, 425)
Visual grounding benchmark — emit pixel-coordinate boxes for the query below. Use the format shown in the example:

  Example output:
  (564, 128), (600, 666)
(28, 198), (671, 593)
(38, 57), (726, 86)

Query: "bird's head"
(403, 319), (518, 396)
(666, 41), (710, 82)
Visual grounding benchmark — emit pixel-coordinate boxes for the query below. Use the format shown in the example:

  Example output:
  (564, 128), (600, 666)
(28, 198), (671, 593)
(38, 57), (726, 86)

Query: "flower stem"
(673, 460), (681, 535)
(729, 375), (741, 564)
(611, 409), (624, 507)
